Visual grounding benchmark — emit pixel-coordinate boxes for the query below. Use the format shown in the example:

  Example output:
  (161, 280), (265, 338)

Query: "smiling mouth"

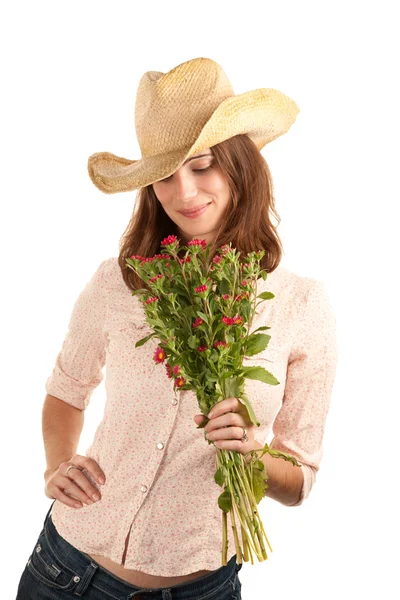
(179, 203), (211, 216)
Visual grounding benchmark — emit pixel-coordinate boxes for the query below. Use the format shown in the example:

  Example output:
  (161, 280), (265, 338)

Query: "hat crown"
(135, 58), (234, 157)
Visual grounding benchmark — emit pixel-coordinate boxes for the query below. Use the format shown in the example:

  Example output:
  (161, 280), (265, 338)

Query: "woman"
(16, 57), (338, 599)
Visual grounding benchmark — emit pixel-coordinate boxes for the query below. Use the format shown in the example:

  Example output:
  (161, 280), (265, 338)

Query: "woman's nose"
(173, 172), (199, 200)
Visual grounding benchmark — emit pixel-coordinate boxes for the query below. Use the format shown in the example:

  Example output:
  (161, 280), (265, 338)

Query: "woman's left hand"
(193, 397), (256, 456)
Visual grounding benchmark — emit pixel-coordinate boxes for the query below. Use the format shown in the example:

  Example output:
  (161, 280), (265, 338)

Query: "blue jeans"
(16, 500), (243, 599)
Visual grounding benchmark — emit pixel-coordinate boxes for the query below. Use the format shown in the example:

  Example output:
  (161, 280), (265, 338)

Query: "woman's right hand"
(44, 454), (106, 509)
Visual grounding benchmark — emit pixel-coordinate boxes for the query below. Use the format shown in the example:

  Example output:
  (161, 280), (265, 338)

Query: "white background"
(2, 1), (399, 598)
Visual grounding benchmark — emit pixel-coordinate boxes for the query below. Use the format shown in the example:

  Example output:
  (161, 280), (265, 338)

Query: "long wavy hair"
(118, 133), (284, 292)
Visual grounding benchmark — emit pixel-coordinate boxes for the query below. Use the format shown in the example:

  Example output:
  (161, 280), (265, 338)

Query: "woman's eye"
(160, 166), (211, 183)
(194, 166), (212, 174)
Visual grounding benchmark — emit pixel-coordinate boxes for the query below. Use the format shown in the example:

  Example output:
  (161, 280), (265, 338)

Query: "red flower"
(172, 365), (180, 375)
(153, 347), (166, 364)
(130, 254), (144, 261)
(198, 346), (207, 352)
(161, 235), (179, 246)
(140, 257), (155, 266)
(212, 255), (222, 264)
(174, 376), (185, 387)
(145, 296), (158, 304)
(213, 341), (228, 348)
(149, 274), (164, 283)
(222, 294), (230, 301)
(222, 316), (234, 325)
(240, 280), (249, 287)
(188, 239), (207, 249)
(178, 256), (192, 265)
(222, 314), (243, 326)
(165, 364), (173, 378)
(195, 284), (208, 294)
(192, 317), (204, 328)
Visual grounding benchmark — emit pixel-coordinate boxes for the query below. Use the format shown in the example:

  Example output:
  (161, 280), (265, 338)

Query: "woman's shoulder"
(97, 256), (136, 297)
(261, 264), (319, 296)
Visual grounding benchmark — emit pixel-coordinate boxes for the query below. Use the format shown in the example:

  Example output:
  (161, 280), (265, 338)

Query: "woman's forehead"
(184, 149), (213, 164)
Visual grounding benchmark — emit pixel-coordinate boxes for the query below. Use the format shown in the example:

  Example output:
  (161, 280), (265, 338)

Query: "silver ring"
(241, 428), (248, 443)
(66, 465), (80, 478)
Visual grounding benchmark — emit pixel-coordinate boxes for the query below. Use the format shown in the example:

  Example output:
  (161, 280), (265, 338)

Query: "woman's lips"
(178, 203), (211, 218)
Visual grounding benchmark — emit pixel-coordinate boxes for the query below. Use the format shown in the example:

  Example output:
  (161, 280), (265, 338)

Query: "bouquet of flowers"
(125, 235), (301, 566)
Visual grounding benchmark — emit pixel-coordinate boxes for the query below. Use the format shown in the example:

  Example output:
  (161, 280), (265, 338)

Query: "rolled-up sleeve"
(45, 259), (110, 411)
(269, 279), (338, 506)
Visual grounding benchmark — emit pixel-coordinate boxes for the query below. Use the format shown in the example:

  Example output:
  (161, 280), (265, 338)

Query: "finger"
(50, 486), (85, 509)
(71, 456), (106, 485)
(213, 439), (246, 453)
(207, 397), (239, 419)
(206, 426), (245, 442)
(62, 469), (102, 504)
(46, 478), (89, 508)
(205, 411), (244, 433)
(193, 414), (206, 423)
(194, 414), (209, 429)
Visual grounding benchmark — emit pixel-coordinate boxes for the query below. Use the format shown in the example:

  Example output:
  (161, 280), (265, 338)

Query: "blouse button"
(140, 485), (148, 493)
(157, 442), (164, 450)
(171, 398), (178, 405)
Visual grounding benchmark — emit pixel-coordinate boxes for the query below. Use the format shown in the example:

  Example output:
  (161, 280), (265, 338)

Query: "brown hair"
(118, 134), (284, 292)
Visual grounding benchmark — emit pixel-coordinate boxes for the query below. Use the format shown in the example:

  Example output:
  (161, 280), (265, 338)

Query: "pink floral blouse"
(45, 257), (338, 576)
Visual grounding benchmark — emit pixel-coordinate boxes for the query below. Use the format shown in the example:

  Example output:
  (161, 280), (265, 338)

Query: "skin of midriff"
(87, 552), (215, 588)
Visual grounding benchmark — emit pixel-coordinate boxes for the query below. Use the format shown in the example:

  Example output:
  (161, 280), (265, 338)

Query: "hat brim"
(87, 87), (299, 194)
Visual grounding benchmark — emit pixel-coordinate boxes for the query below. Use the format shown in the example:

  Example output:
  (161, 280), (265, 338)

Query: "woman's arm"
(253, 440), (304, 506)
(42, 393), (84, 478)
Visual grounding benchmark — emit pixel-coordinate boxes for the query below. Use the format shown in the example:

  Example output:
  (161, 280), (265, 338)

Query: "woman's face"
(152, 148), (231, 246)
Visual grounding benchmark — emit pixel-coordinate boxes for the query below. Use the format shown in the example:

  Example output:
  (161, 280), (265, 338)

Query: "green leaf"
(257, 291), (275, 300)
(196, 311), (209, 324)
(135, 332), (156, 347)
(223, 375), (241, 399)
(241, 366), (280, 386)
(214, 467), (228, 487)
(131, 288), (149, 296)
(266, 448), (302, 467)
(251, 326), (271, 334)
(254, 459), (266, 471)
(169, 284), (189, 295)
(209, 349), (219, 362)
(182, 305), (197, 318)
(237, 392), (260, 427)
(219, 278), (230, 295)
(206, 373), (219, 383)
(253, 468), (268, 504)
(218, 490), (232, 513)
(244, 333), (271, 356)
(188, 335), (199, 349)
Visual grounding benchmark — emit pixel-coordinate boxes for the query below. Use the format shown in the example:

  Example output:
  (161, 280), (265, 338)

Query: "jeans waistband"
(42, 500), (241, 599)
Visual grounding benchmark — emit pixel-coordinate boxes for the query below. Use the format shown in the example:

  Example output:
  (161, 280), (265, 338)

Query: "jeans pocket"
(26, 531), (80, 592)
(233, 566), (242, 599)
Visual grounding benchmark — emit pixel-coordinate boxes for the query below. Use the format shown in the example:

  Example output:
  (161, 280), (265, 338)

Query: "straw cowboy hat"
(87, 57), (300, 194)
